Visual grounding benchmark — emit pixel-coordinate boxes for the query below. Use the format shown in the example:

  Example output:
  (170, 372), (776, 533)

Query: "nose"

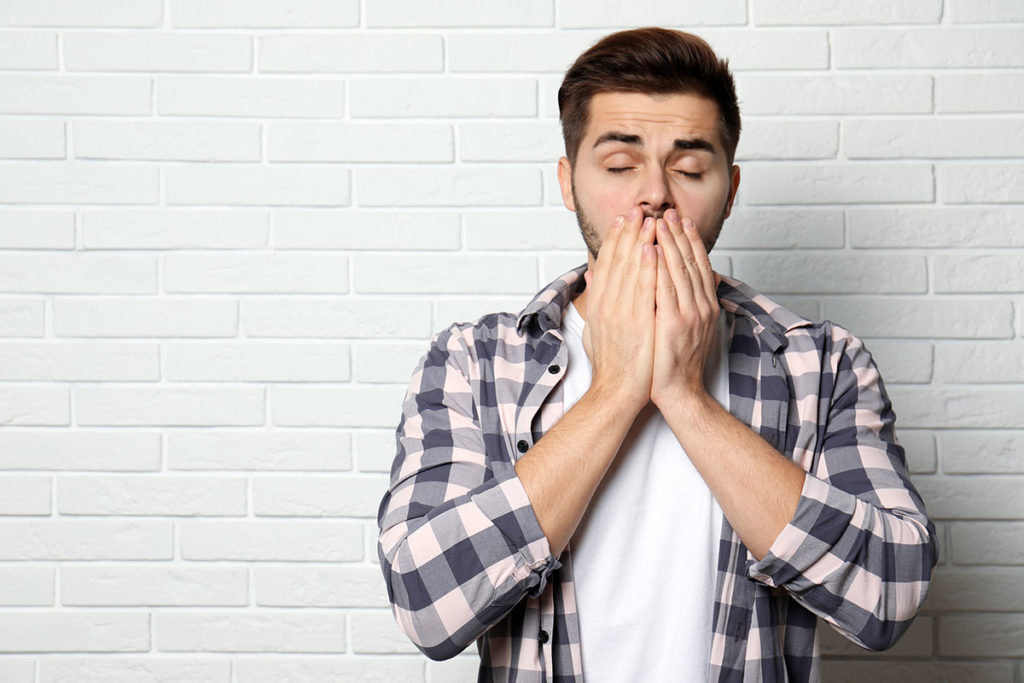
(637, 168), (673, 217)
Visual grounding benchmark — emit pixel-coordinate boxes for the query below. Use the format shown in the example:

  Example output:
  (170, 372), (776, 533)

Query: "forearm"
(515, 384), (639, 556)
(659, 389), (805, 560)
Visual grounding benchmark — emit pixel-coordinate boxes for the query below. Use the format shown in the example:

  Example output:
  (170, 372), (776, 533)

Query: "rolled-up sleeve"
(747, 329), (939, 651)
(377, 327), (558, 661)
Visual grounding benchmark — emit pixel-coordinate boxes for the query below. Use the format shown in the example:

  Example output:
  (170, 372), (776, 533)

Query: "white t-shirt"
(560, 301), (731, 682)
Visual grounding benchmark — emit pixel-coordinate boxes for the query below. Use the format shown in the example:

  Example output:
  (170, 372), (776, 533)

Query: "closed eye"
(607, 167), (633, 174)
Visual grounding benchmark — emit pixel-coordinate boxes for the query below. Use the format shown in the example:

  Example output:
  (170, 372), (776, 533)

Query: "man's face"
(557, 91), (741, 262)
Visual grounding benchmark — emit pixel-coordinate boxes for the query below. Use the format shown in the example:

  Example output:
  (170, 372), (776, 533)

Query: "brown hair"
(558, 27), (741, 166)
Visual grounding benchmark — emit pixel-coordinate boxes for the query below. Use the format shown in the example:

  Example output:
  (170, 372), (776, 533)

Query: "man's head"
(556, 28), (742, 260)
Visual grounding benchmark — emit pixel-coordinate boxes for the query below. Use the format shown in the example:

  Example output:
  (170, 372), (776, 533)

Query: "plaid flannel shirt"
(378, 265), (938, 682)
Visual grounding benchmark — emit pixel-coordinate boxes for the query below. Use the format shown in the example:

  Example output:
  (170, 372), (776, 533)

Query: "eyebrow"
(592, 131), (717, 155)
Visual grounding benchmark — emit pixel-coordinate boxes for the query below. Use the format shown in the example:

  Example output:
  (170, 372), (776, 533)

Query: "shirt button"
(548, 364), (561, 374)
(539, 629), (550, 644)
(516, 440), (529, 454)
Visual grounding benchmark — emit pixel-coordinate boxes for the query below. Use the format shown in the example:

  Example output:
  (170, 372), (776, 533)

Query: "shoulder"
(422, 311), (525, 375)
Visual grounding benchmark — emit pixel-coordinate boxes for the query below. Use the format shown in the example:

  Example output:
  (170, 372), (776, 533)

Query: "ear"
(722, 164), (741, 219)
(556, 156), (576, 212)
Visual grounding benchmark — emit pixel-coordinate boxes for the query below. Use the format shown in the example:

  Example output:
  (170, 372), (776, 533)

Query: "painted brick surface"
(0, 5), (1020, 678)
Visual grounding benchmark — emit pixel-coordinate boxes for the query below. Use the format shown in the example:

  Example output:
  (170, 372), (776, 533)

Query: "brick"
(950, 0), (1024, 22)
(0, 299), (45, 336)
(741, 163), (933, 204)
(0, 386), (69, 426)
(849, 207), (1024, 248)
(253, 475), (386, 517)
(355, 343), (428, 383)
(934, 254), (1024, 293)
(357, 167), (541, 208)
(460, 121), (564, 161)
(165, 342), (350, 382)
(847, 118), (1024, 159)
(0, 30), (57, 69)
(835, 28), (1024, 68)
(754, 0), (941, 24)
(76, 387), (264, 427)
(705, 30), (830, 70)
(951, 522), (1024, 564)
(0, 612), (149, 653)
(0, 75), (150, 115)
(0, 659), (33, 683)
(560, 0), (743, 27)
(434, 297), (533, 331)
(350, 78), (535, 118)
(820, 661), (1014, 683)
(234, 659), (424, 683)
(939, 614), (1024, 656)
(53, 297), (238, 338)
(858, 340), (932, 383)
(819, 616), (932, 656)
(259, 33), (441, 72)
(0, 520), (172, 560)
(350, 610), (418, 654)
(717, 209), (844, 249)
(0, 0), (161, 27)
(65, 32), (251, 72)
(82, 209), (268, 249)
(0, 210), (74, 248)
(936, 342), (1024, 382)
(736, 119), (837, 161)
(164, 253), (349, 293)
(0, 119), (63, 159)
(428, 656), (482, 683)
(243, 298), (431, 339)
(274, 210), (459, 249)
(0, 432), (160, 471)
(40, 659), (231, 683)
(889, 387), (1024, 428)
(167, 431), (352, 471)
(165, 165), (350, 207)
(915, 475), (1024, 520)
(74, 120), (261, 161)
(542, 254), (588, 284)
(927, 567), (1024, 611)
(898, 430), (936, 474)
(821, 298), (1013, 339)
(171, 0), (358, 27)
(158, 76), (343, 118)
(0, 342), (157, 381)
(732, 254), (926, 294)
(181, 520), (362, 561)
(0, 163), (158, 205)
(937, 73), (1024, 113)
(738, 74), (932, 115)
(62, 566), (248, 606)
(354, 253), (538, 294)
(356, 430), (401, 473)
(157, 612), (345, 653)
(0, 476), (50, 515)
(58, 476), (246, 516)
(267, 122), (452, 162)
(255, 565), (388, 607)
(0, 567), (53, 606)
(448, 32), (598, 72)
(464, 210), (580, 250)
(0, 253), (155, 294)
(367, 0), (551, 26)
(941, 432), (1024, 474)
(272, 385), (406, 428)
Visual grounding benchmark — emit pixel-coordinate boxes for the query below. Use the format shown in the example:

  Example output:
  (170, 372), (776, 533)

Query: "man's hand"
(650, 208), (721, 409)
(582, 207), (657, 415)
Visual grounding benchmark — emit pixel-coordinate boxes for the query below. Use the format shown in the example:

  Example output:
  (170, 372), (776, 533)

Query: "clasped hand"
(582, 207), (720, 413)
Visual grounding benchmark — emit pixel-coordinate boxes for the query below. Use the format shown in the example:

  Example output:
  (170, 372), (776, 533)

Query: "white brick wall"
(0, 2), (1021, 681)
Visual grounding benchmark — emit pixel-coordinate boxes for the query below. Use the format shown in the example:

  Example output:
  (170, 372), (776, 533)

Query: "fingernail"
(665, 208), (678, 223)
(627, 207), (641, 219)
(683, 217), (696, 231)
(613, 215), (624, 228)
(642, 216), (653, 231)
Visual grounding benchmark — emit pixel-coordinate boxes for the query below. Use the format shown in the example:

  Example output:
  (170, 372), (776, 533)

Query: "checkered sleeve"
(747, 326), (939, 651)
(377, 325), (558, 661)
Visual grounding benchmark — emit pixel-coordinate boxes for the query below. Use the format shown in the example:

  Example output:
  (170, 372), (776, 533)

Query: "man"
(378, 27), (937, 682)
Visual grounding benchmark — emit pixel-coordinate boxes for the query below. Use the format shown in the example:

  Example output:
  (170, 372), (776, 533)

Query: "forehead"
(583, 91), (723, 150)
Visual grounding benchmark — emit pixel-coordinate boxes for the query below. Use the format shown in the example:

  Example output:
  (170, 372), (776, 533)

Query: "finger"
(606, 209), (643, 304)
(637, 242), (657, 319)
(682, 215), (718, 303)
(655, 244), (677, 314)
(655, 216), (694, 310)
(667, 213), (705, 306)
(613, 213), (651, 306)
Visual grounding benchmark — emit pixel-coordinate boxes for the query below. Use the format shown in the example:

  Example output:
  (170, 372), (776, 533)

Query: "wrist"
(652, 382), (714, 417)
(583, 380), (648, 423)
